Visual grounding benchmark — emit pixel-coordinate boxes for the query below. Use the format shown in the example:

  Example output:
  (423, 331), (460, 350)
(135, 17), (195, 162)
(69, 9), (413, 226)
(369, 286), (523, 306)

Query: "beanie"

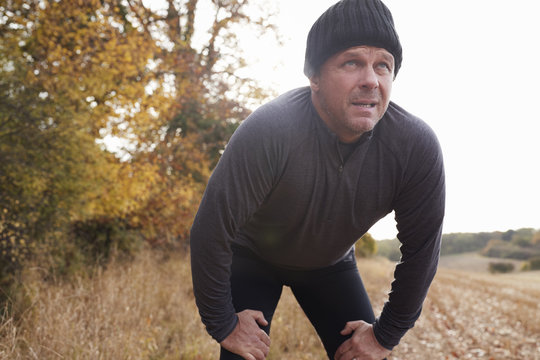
(303, 0), (402, 78)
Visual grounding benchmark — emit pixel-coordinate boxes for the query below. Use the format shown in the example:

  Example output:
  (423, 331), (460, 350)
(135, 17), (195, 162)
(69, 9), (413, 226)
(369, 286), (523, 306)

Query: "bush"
(488, 262), (514, 274)
(527, 256), (540, 270)
(69, 218), (144, 266)
(355, 233), (377, 258)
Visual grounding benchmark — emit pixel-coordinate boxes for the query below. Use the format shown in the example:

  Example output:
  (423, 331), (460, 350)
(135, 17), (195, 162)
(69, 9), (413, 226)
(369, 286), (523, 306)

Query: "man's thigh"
(220, 246), (283, 360)
(290, 261), (375, 359)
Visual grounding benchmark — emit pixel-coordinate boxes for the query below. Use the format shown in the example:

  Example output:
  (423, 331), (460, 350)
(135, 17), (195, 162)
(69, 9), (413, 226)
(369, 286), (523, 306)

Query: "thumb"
(340, 320), (368, 335)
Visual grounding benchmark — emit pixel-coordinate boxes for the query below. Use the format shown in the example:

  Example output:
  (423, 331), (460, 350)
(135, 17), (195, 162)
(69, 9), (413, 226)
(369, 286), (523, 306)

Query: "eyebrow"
(341, 48), (394, 64)
(379, 52), (395, 64)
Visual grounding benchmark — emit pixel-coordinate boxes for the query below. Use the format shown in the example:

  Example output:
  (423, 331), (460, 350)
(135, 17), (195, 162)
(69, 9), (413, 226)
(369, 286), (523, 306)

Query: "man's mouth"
(352, 102), (376, 108)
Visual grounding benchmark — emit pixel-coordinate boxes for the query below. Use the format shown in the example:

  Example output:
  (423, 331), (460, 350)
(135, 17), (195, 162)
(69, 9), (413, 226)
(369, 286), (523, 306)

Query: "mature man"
(190, 0), (445, 359)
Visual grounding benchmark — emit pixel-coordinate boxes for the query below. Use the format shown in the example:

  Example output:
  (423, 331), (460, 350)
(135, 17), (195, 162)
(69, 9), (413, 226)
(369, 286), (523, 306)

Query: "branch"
(125, 0), (158, 40)
(205, 0), (248, 73)
(183, 0), (198, 43)
(165, 0), (182, 47)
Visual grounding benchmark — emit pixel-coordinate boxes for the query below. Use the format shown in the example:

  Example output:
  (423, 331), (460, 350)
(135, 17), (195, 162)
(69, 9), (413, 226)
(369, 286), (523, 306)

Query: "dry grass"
(0, 251), (217, 359)
(1, 252), (539, 359)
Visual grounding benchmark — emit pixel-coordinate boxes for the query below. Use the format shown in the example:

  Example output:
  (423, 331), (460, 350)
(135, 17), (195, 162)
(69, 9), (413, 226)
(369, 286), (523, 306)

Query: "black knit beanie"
(304, 0), (402, 78)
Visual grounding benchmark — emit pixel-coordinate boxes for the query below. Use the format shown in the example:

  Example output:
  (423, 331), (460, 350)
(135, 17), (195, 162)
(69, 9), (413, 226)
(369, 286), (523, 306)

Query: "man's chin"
(348, 117), (379, 133)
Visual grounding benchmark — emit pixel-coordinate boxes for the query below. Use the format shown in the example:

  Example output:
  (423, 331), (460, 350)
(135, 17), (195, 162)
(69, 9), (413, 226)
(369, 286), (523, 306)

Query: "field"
(438, 252), (526, 273)
(1, 251), (539, 360)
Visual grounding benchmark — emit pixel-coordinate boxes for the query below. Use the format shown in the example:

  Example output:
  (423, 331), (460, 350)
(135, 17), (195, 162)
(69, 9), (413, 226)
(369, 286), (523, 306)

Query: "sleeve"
(372, 122), (446, 350)
(189, 112), (283, 342)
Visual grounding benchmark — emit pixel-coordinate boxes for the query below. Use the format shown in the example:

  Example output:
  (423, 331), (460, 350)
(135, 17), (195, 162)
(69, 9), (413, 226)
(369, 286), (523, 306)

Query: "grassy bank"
(1, 252), (539, 359)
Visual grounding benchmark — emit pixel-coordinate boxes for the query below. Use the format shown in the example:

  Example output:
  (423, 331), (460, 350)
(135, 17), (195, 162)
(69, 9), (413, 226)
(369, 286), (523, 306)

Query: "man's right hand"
(220, 309), (271, 360)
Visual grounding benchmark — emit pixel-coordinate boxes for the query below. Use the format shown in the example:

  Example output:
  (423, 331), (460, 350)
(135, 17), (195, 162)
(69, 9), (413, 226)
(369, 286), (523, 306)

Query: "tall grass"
(1, 251), (539, 359)
(0, 250), (216, 359)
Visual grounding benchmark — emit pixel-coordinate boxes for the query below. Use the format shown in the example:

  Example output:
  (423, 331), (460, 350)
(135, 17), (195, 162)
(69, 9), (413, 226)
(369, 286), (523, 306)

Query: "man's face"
(310, 46), (394, 143)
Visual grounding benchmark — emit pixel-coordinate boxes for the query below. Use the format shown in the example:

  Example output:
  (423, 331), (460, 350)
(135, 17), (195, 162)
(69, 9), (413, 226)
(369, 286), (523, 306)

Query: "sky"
(232, 0), (540, 239)
(147, 0), (540, 240)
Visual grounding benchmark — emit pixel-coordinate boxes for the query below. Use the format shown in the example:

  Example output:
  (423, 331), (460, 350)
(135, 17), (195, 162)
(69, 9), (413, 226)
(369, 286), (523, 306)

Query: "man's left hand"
(334, 320), (391, 360)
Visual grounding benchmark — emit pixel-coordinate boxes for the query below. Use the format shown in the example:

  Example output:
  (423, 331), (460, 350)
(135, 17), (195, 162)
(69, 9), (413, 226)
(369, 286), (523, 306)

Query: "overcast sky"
(233, 0), (540, 239)
(147, 0), (540, 240)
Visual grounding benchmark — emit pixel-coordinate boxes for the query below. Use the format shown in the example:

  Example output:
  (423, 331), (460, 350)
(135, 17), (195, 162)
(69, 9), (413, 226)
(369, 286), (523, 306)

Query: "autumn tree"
(121, 0), (277, 163)
(109, 0), (278, 244)
(355, 233), (377, 258)
(0, 0), (162, 282)
(1, 0), (278, 287)
(510, 228), (534, 247)
(532, 230), (540, 246)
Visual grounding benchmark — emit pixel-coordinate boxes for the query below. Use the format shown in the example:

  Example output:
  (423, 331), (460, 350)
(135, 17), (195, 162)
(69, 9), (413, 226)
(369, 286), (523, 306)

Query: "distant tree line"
(376, 228), (540, 271)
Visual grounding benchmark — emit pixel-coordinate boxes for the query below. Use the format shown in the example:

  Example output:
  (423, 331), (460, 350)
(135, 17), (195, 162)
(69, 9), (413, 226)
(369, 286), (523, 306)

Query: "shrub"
(488, 262), (514, 274)
(355, 233), (377, 258)
(527, 256), (540, 270)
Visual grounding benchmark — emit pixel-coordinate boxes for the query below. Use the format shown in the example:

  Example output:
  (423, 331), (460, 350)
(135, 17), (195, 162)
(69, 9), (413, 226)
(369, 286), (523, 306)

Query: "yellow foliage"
(1, 0), (275, 281)
(356, 233), (378, 257)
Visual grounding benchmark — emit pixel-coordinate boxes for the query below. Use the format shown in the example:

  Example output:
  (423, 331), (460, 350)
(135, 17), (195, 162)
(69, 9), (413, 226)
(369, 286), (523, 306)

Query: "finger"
(334, 340), (351, 360)
(333, 348), (345, 360)
(241, 343), (268, 360)
(251, 347), (267, 360)
(260, 338), (271, 357)
(340, 322), (356, 335)
(253, 329), (270, 356)
(341, 320), (369, 335)
(260, 330), (271, 347)
(251, 310), (269, 327)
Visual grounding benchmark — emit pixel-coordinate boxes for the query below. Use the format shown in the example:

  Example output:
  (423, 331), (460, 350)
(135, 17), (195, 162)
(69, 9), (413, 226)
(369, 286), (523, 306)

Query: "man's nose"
(357, 67), (379, 90)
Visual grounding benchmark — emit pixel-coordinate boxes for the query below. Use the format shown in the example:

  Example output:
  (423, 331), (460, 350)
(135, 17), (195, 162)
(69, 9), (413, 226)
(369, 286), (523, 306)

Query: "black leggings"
(220, 245), (376, 359)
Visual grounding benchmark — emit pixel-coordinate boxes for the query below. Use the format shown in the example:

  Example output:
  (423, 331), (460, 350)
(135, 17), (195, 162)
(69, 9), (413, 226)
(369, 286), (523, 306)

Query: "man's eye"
(377, 62), (392, 71)
(344, 60), (357, 67)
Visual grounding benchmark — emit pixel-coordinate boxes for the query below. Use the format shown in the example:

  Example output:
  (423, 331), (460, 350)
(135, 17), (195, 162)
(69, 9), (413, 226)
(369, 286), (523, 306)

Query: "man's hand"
(334, 320), (391, 360)
(220, 309), (271, 360)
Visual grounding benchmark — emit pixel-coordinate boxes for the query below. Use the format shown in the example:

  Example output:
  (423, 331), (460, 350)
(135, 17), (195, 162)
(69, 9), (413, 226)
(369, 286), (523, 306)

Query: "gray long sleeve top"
(190, 86), (445, 350)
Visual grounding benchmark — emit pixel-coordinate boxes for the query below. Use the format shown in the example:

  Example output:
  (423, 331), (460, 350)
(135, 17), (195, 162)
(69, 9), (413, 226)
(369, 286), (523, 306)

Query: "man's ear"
(309, 75), (320, 92)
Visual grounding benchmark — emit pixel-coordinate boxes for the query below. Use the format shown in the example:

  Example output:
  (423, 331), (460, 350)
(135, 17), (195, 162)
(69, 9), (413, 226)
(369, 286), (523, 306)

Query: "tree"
(355, 233), (377, 258)
(104, 0), (278, 244)
(510, 228), (534, 247)
(502, 229), (515, 242)
(1, 0), (278, 286)
(528, 257), (540, 270)
(0, 0), (161, 281)
(532, 230), (540, 246)
(122, 0), (277, 165)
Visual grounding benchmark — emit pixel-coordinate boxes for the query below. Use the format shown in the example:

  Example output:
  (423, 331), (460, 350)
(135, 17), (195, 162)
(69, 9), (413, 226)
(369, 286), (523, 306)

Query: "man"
(190, 0), (445, 359)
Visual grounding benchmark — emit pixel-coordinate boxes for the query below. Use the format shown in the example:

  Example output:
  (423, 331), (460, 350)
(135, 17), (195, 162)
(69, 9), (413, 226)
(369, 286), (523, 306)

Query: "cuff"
(210, 314), (239, 343)
(372, 318), (396, 351)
